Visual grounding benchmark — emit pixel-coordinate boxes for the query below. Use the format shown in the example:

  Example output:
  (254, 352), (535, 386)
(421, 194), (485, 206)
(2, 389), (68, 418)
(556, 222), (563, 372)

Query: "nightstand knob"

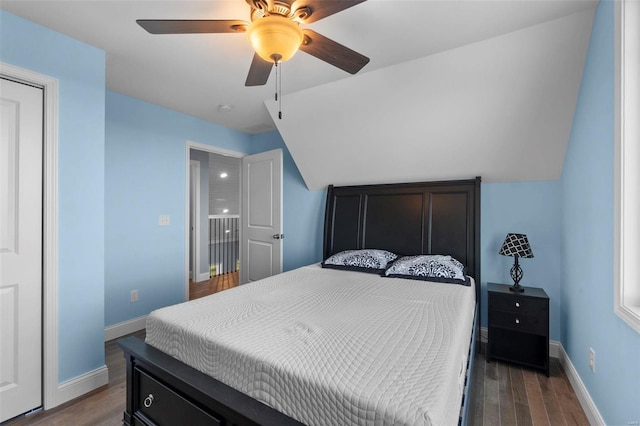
(515, 318), (520, 324)
(515, 302), (520, 308)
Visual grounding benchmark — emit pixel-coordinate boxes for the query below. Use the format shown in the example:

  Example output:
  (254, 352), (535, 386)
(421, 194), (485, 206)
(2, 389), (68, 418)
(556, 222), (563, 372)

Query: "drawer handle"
(144, 394), (154, 408)
(515, 302), (520, 308)
(515, 318), (520, 324)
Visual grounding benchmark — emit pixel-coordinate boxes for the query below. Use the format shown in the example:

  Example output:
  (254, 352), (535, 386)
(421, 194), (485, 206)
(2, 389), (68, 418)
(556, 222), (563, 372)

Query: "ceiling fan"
(137, 0), (370, 87)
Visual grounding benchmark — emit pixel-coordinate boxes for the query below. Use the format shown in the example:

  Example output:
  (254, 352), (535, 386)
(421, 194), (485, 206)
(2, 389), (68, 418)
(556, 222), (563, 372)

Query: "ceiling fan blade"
(295, 0), (366, 24)
(245, 53), (273, 86)
(137, 20), (248, 34)
(300, 29), (369, 74)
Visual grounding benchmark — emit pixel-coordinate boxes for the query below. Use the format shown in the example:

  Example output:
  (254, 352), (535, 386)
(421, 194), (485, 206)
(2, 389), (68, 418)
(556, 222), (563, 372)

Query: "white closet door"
(0, 78), (43, 422)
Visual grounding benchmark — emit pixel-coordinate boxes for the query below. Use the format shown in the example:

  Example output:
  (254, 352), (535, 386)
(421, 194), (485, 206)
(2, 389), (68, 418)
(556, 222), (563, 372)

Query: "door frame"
(189, 160), (201, 282)
(184, 140), (245, 301)
(1, 63), (59, 409)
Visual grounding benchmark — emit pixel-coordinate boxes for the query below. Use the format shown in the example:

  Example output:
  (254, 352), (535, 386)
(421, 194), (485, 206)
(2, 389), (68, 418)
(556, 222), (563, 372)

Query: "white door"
(241, 149), (282, 284)
(0, 78), (43, 421)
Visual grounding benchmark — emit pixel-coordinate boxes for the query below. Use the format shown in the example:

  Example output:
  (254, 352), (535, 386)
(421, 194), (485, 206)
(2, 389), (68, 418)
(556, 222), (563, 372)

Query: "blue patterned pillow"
(384, 255), (470, 285)
(322, 249), (398, 274)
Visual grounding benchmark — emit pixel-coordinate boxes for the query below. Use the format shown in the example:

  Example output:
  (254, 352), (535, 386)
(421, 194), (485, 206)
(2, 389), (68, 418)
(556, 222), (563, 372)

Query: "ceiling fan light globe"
(247, 15), (303, 63)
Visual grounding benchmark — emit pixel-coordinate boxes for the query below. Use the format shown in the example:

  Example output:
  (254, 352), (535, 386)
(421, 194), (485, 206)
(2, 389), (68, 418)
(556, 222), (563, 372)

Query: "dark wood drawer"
(489, 310), (547, 335)
(489, 293), (547, 316)
(134, 367), (223, 426)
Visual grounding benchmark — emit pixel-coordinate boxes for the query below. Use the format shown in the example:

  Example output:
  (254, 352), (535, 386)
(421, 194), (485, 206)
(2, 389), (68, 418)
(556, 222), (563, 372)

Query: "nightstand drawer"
(489, 293), (547, 316)
(489, 310), (547, 335)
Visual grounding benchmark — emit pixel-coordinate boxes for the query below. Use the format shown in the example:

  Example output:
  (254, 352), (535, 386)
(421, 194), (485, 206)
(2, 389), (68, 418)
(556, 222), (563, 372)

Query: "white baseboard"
(558, 345), (605, 425)
(56, 365), (108, 406)
(480, 327), (560, 358)
(104, 315), (147, 342)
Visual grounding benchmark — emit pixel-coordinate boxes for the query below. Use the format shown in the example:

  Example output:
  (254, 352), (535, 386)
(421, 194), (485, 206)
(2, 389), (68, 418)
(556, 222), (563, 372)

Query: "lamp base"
(509, 256), (525, 292)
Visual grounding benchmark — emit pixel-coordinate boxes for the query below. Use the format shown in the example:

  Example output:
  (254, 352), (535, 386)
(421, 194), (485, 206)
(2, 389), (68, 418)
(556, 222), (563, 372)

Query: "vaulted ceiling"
(1, 0), (598, 188)
(268, 4), (597, 189)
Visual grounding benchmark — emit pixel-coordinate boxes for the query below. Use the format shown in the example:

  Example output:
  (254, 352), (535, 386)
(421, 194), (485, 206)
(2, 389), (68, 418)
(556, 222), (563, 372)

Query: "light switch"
(159, 215), (170, 226)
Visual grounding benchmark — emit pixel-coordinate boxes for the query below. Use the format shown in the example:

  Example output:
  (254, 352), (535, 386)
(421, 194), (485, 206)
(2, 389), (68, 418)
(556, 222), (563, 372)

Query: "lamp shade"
(499, 233), (534, 258)
(247, 15), (304, 63)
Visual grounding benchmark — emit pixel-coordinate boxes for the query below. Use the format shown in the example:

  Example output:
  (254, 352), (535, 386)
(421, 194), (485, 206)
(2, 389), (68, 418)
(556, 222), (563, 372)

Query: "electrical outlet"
(589, 347), (595, 372)
(130, 290), (139, 303)
(159, 215), (170, 226)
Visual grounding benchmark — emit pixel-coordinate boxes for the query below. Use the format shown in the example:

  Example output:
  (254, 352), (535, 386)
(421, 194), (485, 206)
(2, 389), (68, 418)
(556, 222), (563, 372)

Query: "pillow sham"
(384, 254), (470, 286)
(322, 249), (398, 274)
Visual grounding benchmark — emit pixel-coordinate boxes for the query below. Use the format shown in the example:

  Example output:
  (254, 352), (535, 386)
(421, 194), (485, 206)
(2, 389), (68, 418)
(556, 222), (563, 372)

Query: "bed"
(119, 177), (481, 426)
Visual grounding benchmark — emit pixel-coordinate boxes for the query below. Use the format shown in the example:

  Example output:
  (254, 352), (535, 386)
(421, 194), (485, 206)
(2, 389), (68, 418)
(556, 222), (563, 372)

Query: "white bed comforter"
(146, 264), (476, 426)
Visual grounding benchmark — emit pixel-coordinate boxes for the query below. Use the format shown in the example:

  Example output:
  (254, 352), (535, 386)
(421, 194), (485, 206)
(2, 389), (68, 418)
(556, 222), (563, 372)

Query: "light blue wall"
(0, 11), (106, 383)
(481, 181), (562, 341)
(105, 99), (324, 326)
(104, 91), (252, 326)
(249, 131), (326, 271)
(561, 1), (640, 423)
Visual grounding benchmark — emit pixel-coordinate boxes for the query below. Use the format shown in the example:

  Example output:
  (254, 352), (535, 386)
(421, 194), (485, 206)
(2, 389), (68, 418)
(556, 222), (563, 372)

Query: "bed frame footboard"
(118, 336), (303, 426)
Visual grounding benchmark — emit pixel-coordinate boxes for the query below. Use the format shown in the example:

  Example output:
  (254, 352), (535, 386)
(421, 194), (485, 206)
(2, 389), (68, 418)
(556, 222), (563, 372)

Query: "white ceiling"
(1, 0), (596, 134)
(1, 0), (598, 188)
(268, 4), (597, 189)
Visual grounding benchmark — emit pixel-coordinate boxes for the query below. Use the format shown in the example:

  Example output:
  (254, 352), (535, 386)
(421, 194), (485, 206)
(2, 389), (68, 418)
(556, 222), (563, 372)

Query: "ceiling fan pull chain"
(268, 52), (284, 119)
(274, 61), (278, 102)
(278, 62), (282, 119)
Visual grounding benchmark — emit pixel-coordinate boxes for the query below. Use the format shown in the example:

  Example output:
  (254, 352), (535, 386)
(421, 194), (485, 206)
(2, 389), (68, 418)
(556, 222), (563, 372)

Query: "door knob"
(273, 234), (284, 239)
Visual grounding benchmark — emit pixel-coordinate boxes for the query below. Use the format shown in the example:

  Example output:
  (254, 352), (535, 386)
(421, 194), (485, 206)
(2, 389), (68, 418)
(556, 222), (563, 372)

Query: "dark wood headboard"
(323, 177), (481, 283)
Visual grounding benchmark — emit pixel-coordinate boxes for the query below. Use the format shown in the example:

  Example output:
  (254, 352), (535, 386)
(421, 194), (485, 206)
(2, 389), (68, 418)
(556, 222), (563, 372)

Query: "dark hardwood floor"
(469, 344), (590, 426)
(189, 271), (239, 300)
(5, 277), (588, 426)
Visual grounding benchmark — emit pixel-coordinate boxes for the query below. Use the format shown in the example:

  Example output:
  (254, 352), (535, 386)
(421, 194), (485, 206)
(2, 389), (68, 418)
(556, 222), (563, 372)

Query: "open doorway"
(186, 142), (243, 301)
(185, 142), (284, 301)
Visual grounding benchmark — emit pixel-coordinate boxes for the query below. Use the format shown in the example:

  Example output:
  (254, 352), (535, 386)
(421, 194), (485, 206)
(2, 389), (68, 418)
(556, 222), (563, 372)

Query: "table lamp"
(499, 233), (534, 292)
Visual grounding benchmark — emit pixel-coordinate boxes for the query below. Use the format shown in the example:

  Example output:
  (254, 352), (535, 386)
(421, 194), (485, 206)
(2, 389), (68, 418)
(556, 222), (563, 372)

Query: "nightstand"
(487, 282), (550, 376)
